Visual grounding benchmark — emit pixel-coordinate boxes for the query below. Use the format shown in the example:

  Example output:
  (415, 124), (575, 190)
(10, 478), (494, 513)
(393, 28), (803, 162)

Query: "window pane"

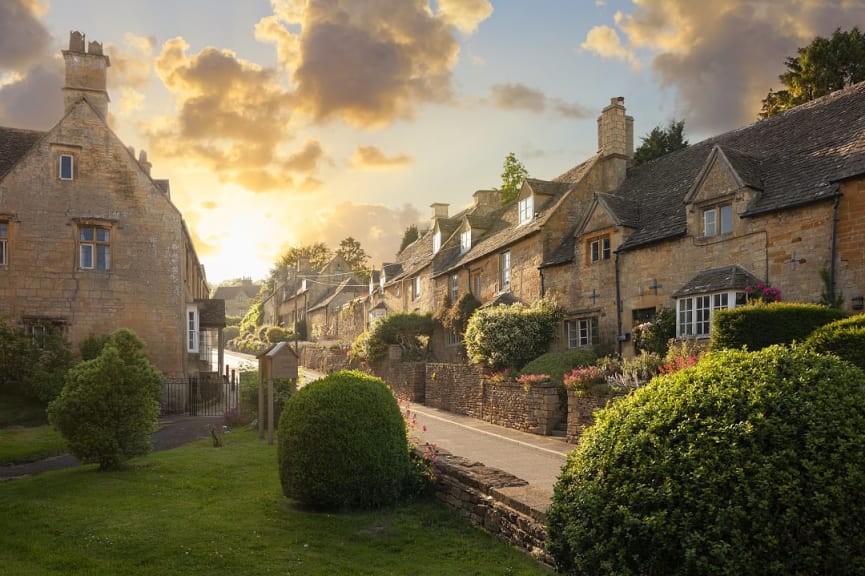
(704, 209), (716, 236)
(0, 222), (6, 237)
(602, 237), (610, 260)
(96, 228), (110, 242)
(591, 240), (599, 261)
(720, 205), (733, 234)
(696, 295), (710, 335)
(0, 240), (6, 265)
(60, 155), (73, 179)
(80, 227), (94, 241)
(96, 245), (110, 270)
(80, 244), (93, 268)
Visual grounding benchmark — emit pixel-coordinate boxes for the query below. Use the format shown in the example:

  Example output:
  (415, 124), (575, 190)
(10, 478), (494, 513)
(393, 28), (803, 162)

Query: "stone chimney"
(597, 97), (633, 159)
(472, 189), (501, 215)
(63, 31), (111, 120)
(138, 150), (152, 176)
(430, 203), (449, 224)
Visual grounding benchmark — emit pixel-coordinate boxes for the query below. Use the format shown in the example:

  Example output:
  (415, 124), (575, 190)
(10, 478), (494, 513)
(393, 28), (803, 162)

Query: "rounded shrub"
(804, 313), (865, 371)
(710, 302), (845, 351)
(547, 346), (865, 575)
(278, 370), (410, 510)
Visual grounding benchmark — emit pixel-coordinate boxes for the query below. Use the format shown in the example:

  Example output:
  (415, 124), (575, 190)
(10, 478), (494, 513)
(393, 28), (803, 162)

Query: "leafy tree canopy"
(265, 242), (333, 292)
(335, 236), (370, 278)
(399, 224), (419, 253)
(760, 27), (865, 118)
(497, 152), (528, 204)
(633, 120), (688, 165)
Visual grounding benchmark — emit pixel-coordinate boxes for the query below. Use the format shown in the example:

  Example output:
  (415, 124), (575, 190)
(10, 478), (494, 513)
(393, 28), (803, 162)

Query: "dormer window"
(460, 229), (471, 253)
(433, 230), (441, 254)
(703, 204), (733, 236)
(59, 154), (74, 180)
(589, 235), (611, 263)
(518, 195), (534, 224)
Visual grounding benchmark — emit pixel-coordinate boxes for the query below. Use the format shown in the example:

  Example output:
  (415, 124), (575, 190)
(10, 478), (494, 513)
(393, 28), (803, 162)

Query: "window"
(445, 329), (461, 347)
(518, 196), (533, 224)
(472, 272), (482, 297)
(432, 230), (441, 254)
(187, 305), (199, 353)
(590, 236), (611, 262)
(450, 273), (459, 302)
(59, 154), (74, 180)
(78, 224), (110, 270)
(566, 318), (598, 348)
(676, 290), (745, 337)
(0, 220), (7, 266)
(703, 204), (733, 236)
(412, 276), (421, 300)
(500, 250), (511, 289)
(460, 229), (471, 253)
(24, 319), (65, 350)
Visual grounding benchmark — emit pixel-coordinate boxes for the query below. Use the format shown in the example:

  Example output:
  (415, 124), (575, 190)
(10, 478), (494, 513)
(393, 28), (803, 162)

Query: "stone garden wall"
(483, 380), (563, 435)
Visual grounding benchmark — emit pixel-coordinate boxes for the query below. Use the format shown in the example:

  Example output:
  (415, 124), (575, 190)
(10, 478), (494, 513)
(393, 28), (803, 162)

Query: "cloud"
(0, 62), (62, 128)
(489, 83), (592, 118)
(145, 37), (322, 193)
(257, 0), (492, 127)
(581, 25), (638, 68)
(0, 0), (52, 70)
(106, 33), (156, 116)
(588, 1), (865, 132)
(351, 145), (412, 170)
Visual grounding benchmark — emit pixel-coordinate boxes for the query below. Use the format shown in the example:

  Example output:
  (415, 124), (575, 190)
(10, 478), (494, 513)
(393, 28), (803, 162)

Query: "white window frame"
(460, 229), (471, 253)
(0, 220), (7, 266)
(187, 305), (200, 353)
(518, 195), (533, 224)
(590, 236), (611, 262)
(59, 154), (74, 180)
(450, 273), (459, 302)
(445, 328), (461, 347)
(432, 230), (441, 254)
(703, 204), (733, 237)
(78, 224), (111, 270)
(412, 276), (421, 300)
(472, 272), (482, 297)
(676, 290), (743, 338)
(566, 318), (597, 349)
(500, 250), (511, 289)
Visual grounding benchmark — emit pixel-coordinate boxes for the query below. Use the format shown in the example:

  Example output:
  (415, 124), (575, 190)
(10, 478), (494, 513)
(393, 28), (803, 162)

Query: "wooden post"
(267, 377), (275, 445)
(257, 369), (264, 439)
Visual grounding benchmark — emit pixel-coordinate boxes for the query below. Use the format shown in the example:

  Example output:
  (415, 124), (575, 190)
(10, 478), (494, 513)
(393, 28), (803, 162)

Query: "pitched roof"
(672, 265), (762, 297)
(614, 81), (865, 252)
(0, 127), (44, 179)
(212, 283), (261, 300)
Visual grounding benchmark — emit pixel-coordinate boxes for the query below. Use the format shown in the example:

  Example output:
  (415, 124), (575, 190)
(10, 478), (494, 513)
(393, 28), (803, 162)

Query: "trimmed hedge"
(804, 313), (865, 371)
(710, 302), (845, 350)
(277, 370), (410, 510)
(520, 349), (597, 384)
(547, 346), (865, 575)
(350, 313), (434, 363)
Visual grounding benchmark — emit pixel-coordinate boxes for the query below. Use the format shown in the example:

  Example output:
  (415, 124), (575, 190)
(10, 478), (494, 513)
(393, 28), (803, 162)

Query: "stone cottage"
(0, 32), (224, 377)
(212, 278), (260, 317)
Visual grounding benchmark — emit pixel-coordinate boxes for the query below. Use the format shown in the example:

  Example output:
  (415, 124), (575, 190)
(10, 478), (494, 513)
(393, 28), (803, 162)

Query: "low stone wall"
(483, 380), (563, 435)
(299, 343), (352, 374)
(424, 363), (484, 418)
(428, 448), (554, 567)
(566, 390), (623, 443)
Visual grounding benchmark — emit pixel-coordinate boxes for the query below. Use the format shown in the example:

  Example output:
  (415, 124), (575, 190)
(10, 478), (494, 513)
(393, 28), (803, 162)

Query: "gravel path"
(0, 415), (223, 480)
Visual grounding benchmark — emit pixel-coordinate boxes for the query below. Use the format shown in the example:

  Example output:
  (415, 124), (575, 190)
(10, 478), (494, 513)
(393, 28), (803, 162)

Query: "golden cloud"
(350, 146), (412, 170)
(581, 25), (639, 68)
(489, 83), (592, 118)
(0, 0), (52, 70)
(106, 34), (155, 116)
(257, 0), (492, 128)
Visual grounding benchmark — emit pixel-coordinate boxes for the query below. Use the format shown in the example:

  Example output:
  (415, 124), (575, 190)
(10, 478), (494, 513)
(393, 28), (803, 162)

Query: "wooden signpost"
(257, 341), (299, 444)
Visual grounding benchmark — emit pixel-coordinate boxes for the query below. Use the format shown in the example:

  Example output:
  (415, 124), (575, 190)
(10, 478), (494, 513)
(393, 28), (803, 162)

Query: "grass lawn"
(0, 428), (552, 575)
(0, 425), (67, 465)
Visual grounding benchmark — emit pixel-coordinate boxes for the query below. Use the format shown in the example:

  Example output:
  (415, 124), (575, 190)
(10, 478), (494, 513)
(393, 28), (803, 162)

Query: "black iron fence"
(162, 372), (239, 417)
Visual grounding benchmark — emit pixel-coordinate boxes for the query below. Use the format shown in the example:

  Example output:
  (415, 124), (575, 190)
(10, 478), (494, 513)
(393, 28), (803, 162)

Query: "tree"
(48, 329), (162, 471)
(336, 236), (370, 278)
(497, 152), (528, 204)
(759, 27), (865, 118)
(633, 119), (688, 165)
(398, 224), (419, 253)
(265, 242), (333, 292)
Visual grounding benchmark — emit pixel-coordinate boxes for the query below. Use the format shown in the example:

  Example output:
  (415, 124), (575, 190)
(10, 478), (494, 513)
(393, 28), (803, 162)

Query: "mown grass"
(0, 428), (552, 575)
(0, 425), (67, 465)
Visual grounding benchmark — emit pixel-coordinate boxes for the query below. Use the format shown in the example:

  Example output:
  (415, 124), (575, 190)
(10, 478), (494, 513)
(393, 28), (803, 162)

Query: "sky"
(2, 0), (863, 285)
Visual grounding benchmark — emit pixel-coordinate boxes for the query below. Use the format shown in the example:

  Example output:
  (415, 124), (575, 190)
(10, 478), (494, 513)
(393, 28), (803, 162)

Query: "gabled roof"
(614, 81), (865, 252)
(212, 283), (261, 300)
(596, 193), (640, 228)
(672, 265), (762, 297)
(308, 275), (365, 312)
(0, 127), (44, 180)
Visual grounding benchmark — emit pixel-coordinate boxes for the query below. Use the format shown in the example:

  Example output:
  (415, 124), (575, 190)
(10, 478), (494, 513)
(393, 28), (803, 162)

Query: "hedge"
(804, 313), (865, 371)
(710, 302), (845, 350)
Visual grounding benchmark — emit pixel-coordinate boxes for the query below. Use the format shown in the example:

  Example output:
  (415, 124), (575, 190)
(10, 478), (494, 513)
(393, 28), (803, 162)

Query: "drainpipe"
(830, 194), (840, 302)
(538, 266), (546, 298)
(615, 251), (623, 357)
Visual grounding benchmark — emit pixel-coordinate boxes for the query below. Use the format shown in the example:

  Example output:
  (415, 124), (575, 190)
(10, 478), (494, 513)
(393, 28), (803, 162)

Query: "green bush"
(278, 370), (410, 509)
(464, 298), (563, 370)
(547, 346), (865, 575)
(350, 313), (433, 363)
(632, 307), (675, 356)
(48, 329), (163, 471)
(804, 313), (865, 371)
(710, 302), (845, 350)
(79, 333), (109, 361)
(0, 320), (73, 404)
(223, 325), (240, 342)
(264, 325), (291, 344)
(520, 349), (597, 383)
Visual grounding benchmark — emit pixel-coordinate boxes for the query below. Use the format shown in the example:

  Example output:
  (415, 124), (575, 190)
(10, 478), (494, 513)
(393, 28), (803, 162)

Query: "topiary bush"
(349, 313), (433, 363)
(710, 302), (845, 351)
(48, 329), (163, 471)
(520, 349), (597, 384)
(804, 313), (865, 371)
(278, 370), (411, 510)
(547, 346), (865, 575)
(464, 298), (564, 370)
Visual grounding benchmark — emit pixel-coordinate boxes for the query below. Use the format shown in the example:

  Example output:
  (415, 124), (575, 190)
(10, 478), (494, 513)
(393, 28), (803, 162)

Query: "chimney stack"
(472, 189), (500, 214)
(138, 150), (152, 176)
(63, 31), (111, 120)
(597, 96), (633, 159)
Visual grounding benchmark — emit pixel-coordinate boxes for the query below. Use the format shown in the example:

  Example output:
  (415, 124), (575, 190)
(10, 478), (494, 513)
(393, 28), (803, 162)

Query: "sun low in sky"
(1, 0), (862, 284)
